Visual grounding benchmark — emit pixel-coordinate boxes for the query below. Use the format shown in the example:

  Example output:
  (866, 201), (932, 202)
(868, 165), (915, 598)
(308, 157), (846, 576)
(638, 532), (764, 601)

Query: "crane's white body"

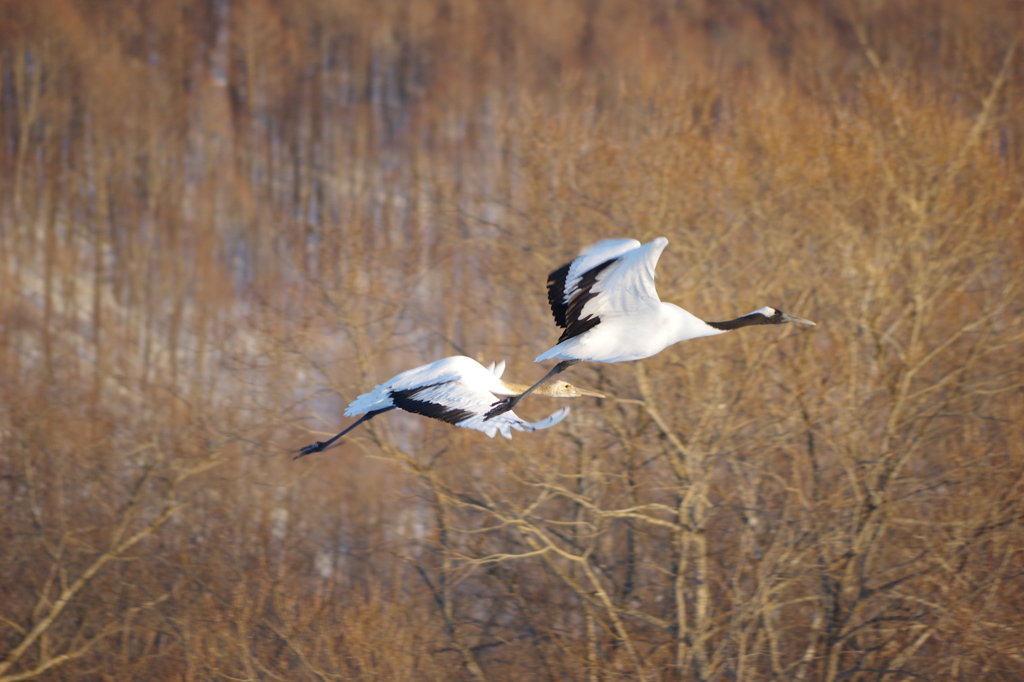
(346, 356), (568, 439)
(537, 237), (727, 363)
(537, 302), (725, 363)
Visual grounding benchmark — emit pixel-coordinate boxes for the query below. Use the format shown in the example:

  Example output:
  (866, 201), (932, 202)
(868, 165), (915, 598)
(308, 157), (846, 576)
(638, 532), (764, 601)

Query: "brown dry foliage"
(2, 0), (1023, 680)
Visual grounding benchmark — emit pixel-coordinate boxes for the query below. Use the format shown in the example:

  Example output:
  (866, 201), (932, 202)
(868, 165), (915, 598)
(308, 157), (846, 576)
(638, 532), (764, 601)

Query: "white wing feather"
(345, 356), (494, 416)
(578, 237), (668, 319)
(562, 238), (641, 307)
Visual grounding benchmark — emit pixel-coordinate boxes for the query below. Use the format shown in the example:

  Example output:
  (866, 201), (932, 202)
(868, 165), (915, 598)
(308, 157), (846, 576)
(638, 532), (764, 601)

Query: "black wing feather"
(391, 385), (476, 425)
(546, 262), (572, 328)
(548, 258), (617, 344)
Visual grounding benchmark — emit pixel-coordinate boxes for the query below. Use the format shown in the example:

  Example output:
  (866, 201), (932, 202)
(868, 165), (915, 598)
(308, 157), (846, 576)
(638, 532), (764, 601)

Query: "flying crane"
(296, 355), (604, 458)
(485, 237), (815, 419)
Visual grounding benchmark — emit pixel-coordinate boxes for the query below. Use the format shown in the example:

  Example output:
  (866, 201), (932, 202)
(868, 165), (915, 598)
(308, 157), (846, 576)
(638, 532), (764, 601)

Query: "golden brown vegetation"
(2, 0), (1023, 679)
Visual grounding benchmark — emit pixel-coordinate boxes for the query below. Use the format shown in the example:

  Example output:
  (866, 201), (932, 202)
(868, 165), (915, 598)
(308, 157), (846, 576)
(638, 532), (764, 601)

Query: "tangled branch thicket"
(2, 1), (1023, 680)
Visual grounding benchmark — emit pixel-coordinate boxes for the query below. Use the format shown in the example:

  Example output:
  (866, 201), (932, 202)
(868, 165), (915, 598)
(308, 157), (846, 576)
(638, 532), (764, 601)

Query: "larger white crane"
(296, 355), (604, 458)
(485, 237), (815, 419)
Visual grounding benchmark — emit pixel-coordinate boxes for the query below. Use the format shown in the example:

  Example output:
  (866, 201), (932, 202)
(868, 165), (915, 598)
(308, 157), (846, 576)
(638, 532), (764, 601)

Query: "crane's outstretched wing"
(591, 237), (668, 313)
(391, 380), (570, 439)
(547, 239), (640, 328)
(346, 356), (488, 417)
(547, 237), (668, 344)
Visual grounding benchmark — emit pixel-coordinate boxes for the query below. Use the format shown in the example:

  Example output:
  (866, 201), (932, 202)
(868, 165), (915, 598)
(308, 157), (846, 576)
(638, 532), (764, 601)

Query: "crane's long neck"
(664, 304), (781, 341)
(706, 308), (779, 331)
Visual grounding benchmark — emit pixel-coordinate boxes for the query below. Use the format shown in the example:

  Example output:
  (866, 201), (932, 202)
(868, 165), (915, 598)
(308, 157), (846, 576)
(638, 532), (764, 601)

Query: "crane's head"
(536, 380), (605, 399)
(754, 307), (816, 326)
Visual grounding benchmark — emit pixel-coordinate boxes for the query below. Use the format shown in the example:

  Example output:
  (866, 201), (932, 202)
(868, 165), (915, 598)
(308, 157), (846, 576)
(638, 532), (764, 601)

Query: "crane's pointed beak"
(781, 312), (816, 326)
(575, 387), (606, 398)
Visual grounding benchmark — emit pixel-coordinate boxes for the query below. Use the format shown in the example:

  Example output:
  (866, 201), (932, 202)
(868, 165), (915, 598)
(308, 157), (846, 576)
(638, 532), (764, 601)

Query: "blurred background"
(1, 1), (1023, 680)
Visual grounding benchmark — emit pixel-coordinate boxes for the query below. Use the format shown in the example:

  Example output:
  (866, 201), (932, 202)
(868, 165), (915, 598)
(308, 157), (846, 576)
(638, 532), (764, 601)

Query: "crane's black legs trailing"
(294, 407), (397, 459)
(483, 359), (582, 420)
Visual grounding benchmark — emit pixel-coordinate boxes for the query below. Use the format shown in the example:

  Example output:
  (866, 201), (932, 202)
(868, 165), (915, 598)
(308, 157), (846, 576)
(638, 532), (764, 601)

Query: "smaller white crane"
(296, 355), (604, 458)
(486, 237), (816, 419)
